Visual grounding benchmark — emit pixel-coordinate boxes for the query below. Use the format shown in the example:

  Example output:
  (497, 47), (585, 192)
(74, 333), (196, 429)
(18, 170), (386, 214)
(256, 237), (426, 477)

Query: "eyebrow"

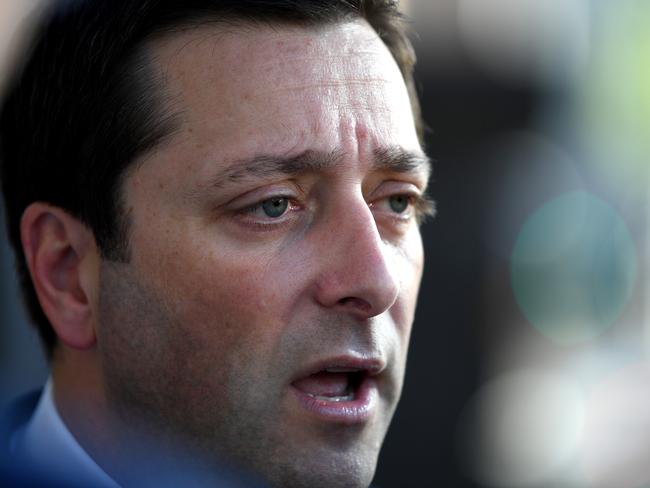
(210, 145), (432, 188)
(373, 146), (432, 179)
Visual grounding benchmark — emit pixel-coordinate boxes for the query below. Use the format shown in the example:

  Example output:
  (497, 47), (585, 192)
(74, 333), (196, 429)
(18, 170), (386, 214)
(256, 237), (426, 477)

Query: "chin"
(255, 442), (379, 488)
(264, 462), (375, 488)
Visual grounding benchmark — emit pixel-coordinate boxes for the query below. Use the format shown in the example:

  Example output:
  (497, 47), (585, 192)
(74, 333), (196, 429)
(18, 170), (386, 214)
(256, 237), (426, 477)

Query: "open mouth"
(289, 357), (383, 423)
(291, 369), (366, 403)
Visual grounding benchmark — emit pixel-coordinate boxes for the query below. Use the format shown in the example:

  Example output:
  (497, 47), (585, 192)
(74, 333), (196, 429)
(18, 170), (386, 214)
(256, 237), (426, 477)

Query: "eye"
(370, 190), (436, 225)
(372, 193), (414, 216)
(260, 197), (290, 218)
(388, 194), (410, 214)
(239, 195), (297, 225)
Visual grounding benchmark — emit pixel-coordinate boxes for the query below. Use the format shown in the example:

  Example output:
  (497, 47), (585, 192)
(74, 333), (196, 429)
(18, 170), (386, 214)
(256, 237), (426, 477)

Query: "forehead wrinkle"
(263, 78), (395, 95)
(246, 49), (388, 76)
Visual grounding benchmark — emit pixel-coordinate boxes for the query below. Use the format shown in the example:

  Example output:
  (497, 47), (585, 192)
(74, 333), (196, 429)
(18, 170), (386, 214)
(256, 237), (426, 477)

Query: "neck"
(51, 348), (238, 486)
(51, 347), (119, 471)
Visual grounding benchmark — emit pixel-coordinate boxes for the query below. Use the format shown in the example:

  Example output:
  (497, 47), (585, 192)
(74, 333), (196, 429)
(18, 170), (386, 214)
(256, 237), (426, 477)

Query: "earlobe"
(21, 203), (100, 350)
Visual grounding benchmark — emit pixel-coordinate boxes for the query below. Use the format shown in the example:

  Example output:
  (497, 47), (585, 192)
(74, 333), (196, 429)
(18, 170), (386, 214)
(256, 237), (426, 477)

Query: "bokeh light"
(579, 361), (650, 488)
(578, 0), (650, 187)
(0, 0), (44, 95)
(511, 191), (637, 345)
(456, 369), (584, 487)
(457, 0), (590, 86)
(482, 131), (584, 260)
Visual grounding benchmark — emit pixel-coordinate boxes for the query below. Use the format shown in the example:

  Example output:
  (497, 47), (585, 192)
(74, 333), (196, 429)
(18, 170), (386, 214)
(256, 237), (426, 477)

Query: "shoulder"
(0, 388), (41, 456)
(0, 389), (72, 487)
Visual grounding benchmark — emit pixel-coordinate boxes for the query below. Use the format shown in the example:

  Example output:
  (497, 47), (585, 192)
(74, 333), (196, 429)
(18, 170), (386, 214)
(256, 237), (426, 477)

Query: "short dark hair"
(0, 0), (422, 357)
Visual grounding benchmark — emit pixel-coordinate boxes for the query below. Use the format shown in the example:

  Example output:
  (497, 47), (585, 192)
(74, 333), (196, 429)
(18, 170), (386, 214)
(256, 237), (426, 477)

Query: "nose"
(313, 197), (400, 319)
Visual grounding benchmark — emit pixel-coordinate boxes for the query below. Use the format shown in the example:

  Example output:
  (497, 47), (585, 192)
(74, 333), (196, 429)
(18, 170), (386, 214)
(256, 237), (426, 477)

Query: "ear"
(20, 203), (100, 350)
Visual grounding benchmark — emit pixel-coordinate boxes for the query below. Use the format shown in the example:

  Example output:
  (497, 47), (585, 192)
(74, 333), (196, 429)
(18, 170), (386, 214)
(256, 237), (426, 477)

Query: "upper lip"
(291, 355), (387, 382)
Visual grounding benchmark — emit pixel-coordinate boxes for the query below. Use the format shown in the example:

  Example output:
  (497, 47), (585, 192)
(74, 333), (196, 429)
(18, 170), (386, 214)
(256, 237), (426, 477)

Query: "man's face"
(97, 20), (428, 487)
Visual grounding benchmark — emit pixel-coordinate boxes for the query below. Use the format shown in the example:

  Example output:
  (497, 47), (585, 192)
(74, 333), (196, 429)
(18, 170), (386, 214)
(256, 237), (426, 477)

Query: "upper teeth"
(306, 393), (355, 402)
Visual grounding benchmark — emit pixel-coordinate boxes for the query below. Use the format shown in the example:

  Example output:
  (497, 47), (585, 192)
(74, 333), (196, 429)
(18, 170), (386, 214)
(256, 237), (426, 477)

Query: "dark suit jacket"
(1, 389), (78, 487)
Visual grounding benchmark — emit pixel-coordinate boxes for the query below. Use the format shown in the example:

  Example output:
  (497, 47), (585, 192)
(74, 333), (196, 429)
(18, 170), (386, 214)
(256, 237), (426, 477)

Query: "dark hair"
(0, 0), (422, 357)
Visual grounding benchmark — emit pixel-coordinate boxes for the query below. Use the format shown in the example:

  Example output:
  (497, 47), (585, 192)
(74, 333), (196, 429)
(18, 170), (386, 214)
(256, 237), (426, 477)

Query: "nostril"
(338, 296), (372, 313)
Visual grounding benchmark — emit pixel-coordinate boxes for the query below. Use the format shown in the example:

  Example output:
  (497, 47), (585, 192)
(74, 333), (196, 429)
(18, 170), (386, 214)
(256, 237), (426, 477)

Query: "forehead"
(133, 21), (422, 198)
(150, 20), (418, 153)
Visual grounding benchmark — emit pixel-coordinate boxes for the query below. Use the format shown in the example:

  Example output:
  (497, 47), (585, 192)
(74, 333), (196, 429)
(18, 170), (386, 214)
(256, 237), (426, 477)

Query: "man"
(0, 0), (433, 486)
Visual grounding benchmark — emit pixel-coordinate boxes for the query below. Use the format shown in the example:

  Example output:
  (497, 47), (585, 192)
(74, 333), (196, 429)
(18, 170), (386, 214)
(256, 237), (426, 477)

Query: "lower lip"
(290, 376), (377, 424)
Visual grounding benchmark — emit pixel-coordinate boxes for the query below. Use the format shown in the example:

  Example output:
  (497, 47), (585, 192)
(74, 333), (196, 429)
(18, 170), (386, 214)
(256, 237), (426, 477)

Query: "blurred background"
(1, 1), (649, 487)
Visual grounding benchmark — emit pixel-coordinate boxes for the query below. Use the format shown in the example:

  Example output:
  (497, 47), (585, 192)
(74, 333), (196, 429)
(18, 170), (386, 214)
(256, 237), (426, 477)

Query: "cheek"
(392, 229), (425, 326)
(143, 236), (298, 367)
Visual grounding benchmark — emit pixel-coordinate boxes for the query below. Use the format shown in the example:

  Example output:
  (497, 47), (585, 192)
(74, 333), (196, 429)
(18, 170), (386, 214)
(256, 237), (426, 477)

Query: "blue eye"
(389, 195), (410, 213)
(261, 197), (289, 218)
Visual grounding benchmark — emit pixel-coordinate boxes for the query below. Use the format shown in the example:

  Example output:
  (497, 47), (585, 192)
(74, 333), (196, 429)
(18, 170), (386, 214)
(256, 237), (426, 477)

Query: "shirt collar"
(12, 377), (120, 488)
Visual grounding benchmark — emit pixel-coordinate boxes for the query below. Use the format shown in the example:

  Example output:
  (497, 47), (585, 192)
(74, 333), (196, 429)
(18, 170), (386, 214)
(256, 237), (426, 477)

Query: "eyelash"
(413, 194), (437, 224)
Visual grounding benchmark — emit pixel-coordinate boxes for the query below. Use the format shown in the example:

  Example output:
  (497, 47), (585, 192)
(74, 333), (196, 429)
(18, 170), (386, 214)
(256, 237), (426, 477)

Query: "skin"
(31, 20), (429, 488)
